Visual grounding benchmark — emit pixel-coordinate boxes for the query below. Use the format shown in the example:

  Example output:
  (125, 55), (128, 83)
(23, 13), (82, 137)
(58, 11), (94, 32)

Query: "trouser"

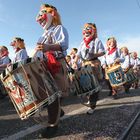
(0, 80), (7, 98)
(53, 59), (70, 97)
(47, 59), (69, 126)
(105, 79), (117, 95)
(132, 79), (139, 89)
(47, 97), (60, 127)
(123, 83), (132, 92)
(89, 92), (99, 109)
(83, 60), (102, 109)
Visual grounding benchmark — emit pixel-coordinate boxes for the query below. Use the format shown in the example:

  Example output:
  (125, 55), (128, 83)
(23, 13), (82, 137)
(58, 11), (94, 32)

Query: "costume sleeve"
(101, 55), (107, 66)
(95, 39), (105, 54)
(133, 58), (140, 69)
(18, 49), (29, 61)
(121, 55), (130, 69)
(77, 43), (83, 58)
(2, 57), (10, 65)
(34, 51), (44, 59)
(119, 54), (125, 63)
(130, 58), (135, 66)
(55, 25), (69, 51)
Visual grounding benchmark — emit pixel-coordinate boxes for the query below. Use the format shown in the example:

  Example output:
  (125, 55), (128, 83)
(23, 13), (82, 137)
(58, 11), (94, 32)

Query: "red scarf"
(83, 36), (93, 48)
(44, 51), (61, 75)
(15, 47), (21, 52)
(108, 47), (117, 55)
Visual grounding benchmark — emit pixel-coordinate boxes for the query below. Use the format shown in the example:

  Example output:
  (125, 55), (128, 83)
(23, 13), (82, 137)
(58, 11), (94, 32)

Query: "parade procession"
(0, 1), (140, 140)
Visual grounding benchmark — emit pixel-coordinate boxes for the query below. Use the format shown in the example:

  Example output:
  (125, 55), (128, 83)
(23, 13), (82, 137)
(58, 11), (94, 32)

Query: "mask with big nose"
(36, 9), (53, 30)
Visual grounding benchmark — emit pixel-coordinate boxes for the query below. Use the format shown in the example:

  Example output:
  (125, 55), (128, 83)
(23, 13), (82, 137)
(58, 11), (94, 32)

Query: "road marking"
(1, 106), (88, 140)
(101, 89), (110, 92)
(0, 114), (19, 120)
(2, 95), (140, 140)
(2, 98), (111, 140)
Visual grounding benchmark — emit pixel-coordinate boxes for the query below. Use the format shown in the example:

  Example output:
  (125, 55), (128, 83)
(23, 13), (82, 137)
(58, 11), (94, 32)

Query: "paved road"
(0, 86), (140, 140)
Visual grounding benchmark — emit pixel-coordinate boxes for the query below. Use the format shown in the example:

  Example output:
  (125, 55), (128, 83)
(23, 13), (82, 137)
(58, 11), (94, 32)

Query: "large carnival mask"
(36, 8), (53, 30)
(0, 46), (8, 58)
(10, 39), (18, 52)
(107, 38), (117, 49)
(10, 38), (24, 52)
(132, 52), (137, 59)
(82, 23), (96, 39)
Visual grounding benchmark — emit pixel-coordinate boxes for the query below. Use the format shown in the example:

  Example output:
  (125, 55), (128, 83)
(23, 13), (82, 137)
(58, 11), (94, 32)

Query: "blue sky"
(0, 0), (140, 59)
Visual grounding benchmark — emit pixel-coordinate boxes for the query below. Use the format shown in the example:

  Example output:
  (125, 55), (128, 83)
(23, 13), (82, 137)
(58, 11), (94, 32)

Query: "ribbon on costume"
(44, 51), (61, 75)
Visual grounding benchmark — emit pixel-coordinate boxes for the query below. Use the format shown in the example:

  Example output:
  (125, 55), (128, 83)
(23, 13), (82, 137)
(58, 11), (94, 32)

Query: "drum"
(0, 58), (60, 120)
(74, 65), (101, 97)
(83, 59), (103, 80)
(134, 65), (140, 77)
(125, 68), (137, 84)
(68, 72), (80, 96)
(106, 64), (126, 87)
(137, 66), (140, 77)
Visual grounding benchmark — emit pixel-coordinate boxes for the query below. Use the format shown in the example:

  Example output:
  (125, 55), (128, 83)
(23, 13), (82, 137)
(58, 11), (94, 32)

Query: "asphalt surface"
(0, 82), (140, 140)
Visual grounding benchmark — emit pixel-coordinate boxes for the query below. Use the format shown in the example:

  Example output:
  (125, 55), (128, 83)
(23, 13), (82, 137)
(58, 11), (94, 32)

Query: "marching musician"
(102, 37), (124, 99)
(35, 3), (69, 138)
(130, 51), (140, 89)
(10, 37), (29, 63)
(0, 46), (11, 73)
(120, 47), (132, 93)
(65, 55), (72, 67)
(69, 48), (81, 69)
(0, 46), (11, 99)
(74, 23), (105, 115)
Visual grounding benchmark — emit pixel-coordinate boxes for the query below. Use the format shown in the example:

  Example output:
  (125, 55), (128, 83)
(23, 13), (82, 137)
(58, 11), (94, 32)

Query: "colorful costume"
(10, 37), (29, 63)
(76, 23), (105, 114)
(35, 3), (69, 138)
(0, 46), (11, 99)
(130, 52), (140, 88)
(102, 37), (124, 98)
(120, 47), (133, 93)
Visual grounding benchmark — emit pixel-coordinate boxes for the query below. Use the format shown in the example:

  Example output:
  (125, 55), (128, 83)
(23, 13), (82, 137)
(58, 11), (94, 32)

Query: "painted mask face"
(10, 38), (25, 52)
(10, 39), (18, 51)
(108, 39), (116, 49)
(36, 8), (53, 30)
(82, 24), (95, 39)
(132, 52), (137, 59)
(123, 49), (129, 56)
(121, 50), (126, 56)
(0, 48), (8, 57)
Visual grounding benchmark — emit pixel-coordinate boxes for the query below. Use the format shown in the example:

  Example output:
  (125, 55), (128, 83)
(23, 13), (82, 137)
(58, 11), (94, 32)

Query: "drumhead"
(0, 57), (39, 80)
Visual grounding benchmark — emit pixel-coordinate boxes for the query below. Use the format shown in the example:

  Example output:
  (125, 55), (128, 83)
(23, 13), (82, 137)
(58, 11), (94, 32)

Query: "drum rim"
(106, 64), (122, 73)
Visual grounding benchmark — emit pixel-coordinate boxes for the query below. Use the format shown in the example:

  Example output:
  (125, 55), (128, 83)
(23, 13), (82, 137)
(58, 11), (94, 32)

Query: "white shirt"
(37, 25), (69, 57)
(0, 56), (11, 73)
(77, 38), (105, 60)
(120, 55), (130, 69)
(130, 57), (140, 69)
(14, 49), (28, 63)
(102, 48), (123, 65)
